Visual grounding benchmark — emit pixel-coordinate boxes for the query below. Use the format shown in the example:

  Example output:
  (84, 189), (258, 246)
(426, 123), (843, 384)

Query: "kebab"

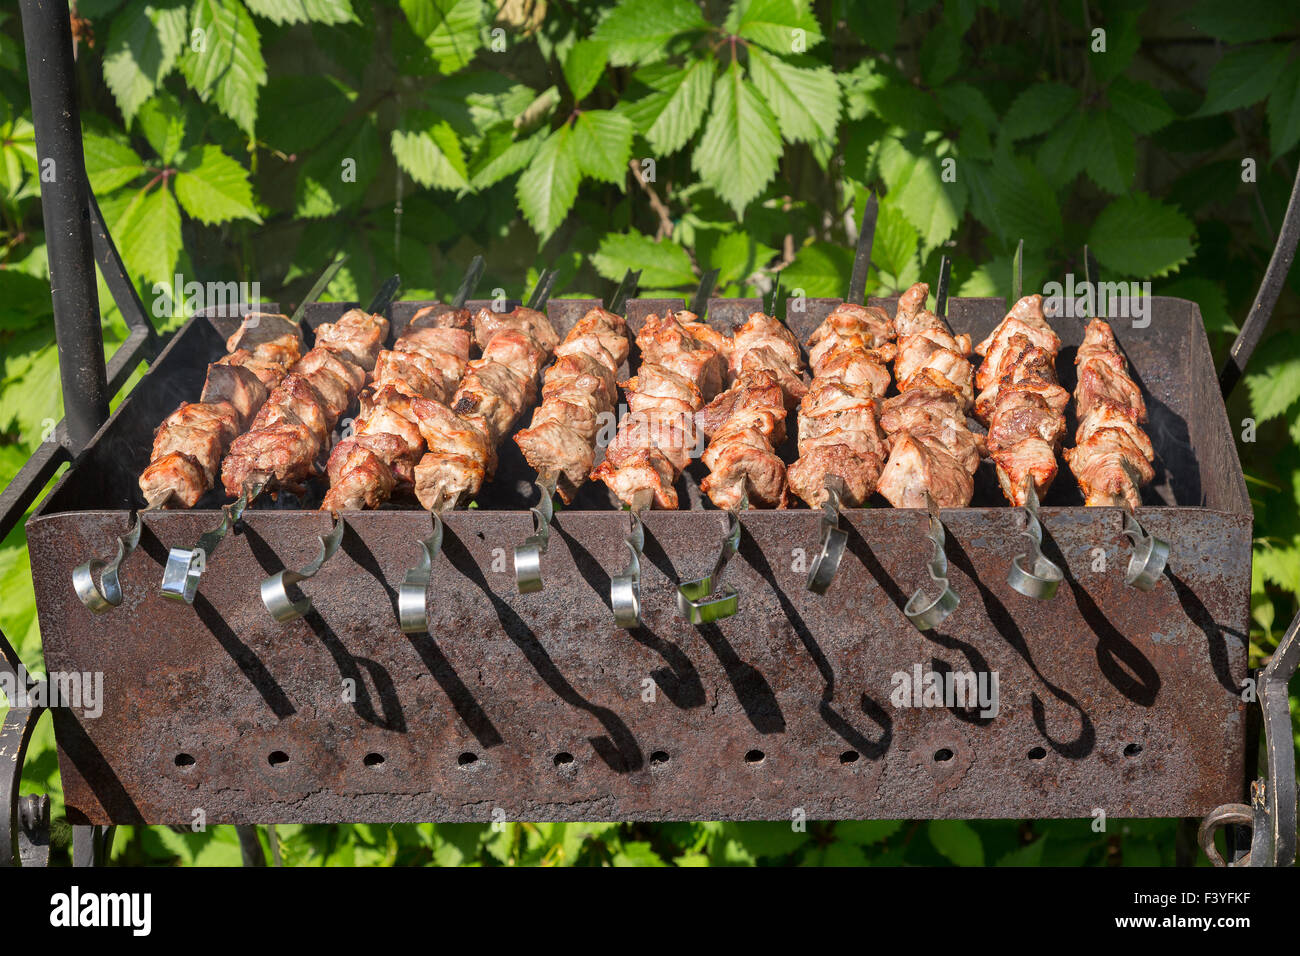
(972, 243), (1067, 598)
(319, 257), (485, 512)
(876, 280), (983, 509)
(1061, 250), (1167, 589)
(410, 272), (560, 512)
(512, 270), (639, 593)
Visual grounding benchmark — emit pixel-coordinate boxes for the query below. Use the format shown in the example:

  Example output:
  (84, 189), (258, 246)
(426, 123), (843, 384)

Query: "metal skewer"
(260, 512), (347, 622)
(72, 511), (145, 612)
(676, 491), (744, 624)
(398, 513), (445, 633)
(904, 492), (960, 630)
(514, 268), (640, 594)
(611, 488), (653, 628)
(161, 481), (262, 603)
(1007, 479), (1063, 600)
(804, 193), (877, 595)
(1080, 246), (1170, 590)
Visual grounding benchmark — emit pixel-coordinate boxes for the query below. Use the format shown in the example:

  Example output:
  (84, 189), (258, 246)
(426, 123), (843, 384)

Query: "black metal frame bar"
(2, 0), (1297, 868)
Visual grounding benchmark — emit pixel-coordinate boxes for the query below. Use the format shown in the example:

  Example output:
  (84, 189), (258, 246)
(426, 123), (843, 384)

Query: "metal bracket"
(72, 511), (143, 612)
(260, 513), (347, 622)
(806, 476), (848, 595)
(904, 495), (960, 631)
(676, 503), (743, 624)
(161, 482), (262, 603)
(1122, 510), (1169, 591)
(611, 491), (652, 628)
(0, 705), (48, 868)
(514, 476), (556, 594)
(398, 514), (445, 634)
(1007, 482), (1063, 600)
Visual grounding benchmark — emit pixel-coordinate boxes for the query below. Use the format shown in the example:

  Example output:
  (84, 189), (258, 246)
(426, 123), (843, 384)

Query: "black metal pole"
(19, 0), (109, 451)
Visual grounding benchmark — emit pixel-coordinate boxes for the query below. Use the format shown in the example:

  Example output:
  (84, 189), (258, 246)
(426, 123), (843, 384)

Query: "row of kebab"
(79, 248), (1170, 630)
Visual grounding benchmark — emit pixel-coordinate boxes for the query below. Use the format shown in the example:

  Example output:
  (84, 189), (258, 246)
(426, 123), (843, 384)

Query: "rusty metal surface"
(26, 297), (1253, 824)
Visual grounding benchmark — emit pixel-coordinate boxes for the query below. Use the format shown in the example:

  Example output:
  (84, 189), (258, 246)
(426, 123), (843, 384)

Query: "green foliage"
(2, 0), (1299, 867)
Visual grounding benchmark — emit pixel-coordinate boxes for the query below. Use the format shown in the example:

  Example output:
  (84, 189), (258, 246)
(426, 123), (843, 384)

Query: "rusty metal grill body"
(26, 295), (1252, 825)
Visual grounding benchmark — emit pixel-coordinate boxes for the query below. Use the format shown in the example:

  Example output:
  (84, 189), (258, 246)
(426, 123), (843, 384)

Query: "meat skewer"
(1061, 248), (1168, 590)
(973, 241), (1065, 599)
(609, 268), (720, 629)
(409, 270), (560, 513)
(319, 256), (485, 513)
(513, 269), (640, 594)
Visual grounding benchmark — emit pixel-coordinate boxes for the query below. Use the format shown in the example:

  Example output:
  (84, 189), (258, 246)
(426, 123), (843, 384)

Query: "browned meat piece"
(700, 436), (786, 509)
(879, 388), (963, 435)
(410, 398), (496, 474)
(222, 420), (319, 494)
(985, 391), (1066, 455)
(139, 452), (208, 508)
(559, 308), (630, 367)
(807, 302), (894, 366)
(149, 424), (224, 487)
(991, 439), (1059, 506)
(313, 308), (391, 372)
(472, 305), (559, 353)
(811, 342), (891, 396)
(975, 317), (1061, 390)
(253, 373), (329, 445)
(678, 316), (733, 369)
(225, 312), (303, 364)
(294, 346), (366, 394)
(973, 294), (1057, 358)
(217, 349), (285, 390)
(591, 448), (679, 510)
(373, 349), (448, 402)
(355, 389), (424, 459)
(453, 361), (532, 439)
(729, 311), (803, 380)
(321, 435), (404, 511)
(896, 334), (975, 408)
(413, 452), (486, 511)
(1076, 356), (1147, 423)
(1074, 399), (1153, 461)
(157, 401), (240, 446)
(638, 311), (728, 401)
(697, 370), (787, 442)
(1063, 428), (1155, 510)
(623, 365), (702, 416)
(788, 443), (883, 508)
(878, 433), (973, 509)
(409, 303), (472, 331)
(974, 339), (1068, 423)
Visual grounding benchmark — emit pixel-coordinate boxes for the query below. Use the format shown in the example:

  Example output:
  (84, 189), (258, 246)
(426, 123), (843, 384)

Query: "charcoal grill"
(2, 0), (1297, 867)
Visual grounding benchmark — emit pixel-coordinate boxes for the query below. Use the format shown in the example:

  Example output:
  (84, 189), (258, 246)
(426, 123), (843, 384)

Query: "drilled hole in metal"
(1123, 743), (1143, 757)
(650, 750), (670, 766)
(553, 752), (575, 767)
(457, 752), (478, 767)
(839, 750), (859, 764)
(174, 753), (195, 768)
(1028, 747), (1047, 760)
(933, 748), (954, 762)
(363, 753), (385, 767)
(744, 749), (765, 765)
(267, 751), (289, 767)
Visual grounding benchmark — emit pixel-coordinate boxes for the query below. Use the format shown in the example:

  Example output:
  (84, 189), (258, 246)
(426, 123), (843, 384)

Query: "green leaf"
(844, 0), (900, 52)
(294, 118), (379, 218)
(245, 0), (354, 24)
(699, 231), (777, 285)
(102, 0), (189, 125)
(103, 183), (183, 286)
(469, 127), (544, 190)
(612, 840), (668, 866)
(967, 150), (1063, 246)
(929, 819), (984, 866)
(392, 118), (470, 190)
(1084, 110), (1136, 194)
(1161, 276), (1235, 334)
(1268, 58), (1300, 160)
(563, 40), (608, 101)
(593, 0), (709, 67)
(919, 21), (961, 87)
(517, 125), (581, 241)
(1091, 11), (1139, 85)
(1182, 0), (1297, 43)
(891, 150), (966, 251)
(82, 133), (147, 194)
(722, 821), (810, 858)
(1035, 109), (1091, 187)
(1000, 82), (1079, 142)
(1195, 44), (1289, 117)
(572, 110), (634, 186)
(872, 197), (919, 285)
(135, 92), (187, 163)
(835, 819), (903, 846)
(780, 241), (853, 297)
(174, 145), (262, 223)
(729, 0), (823, 54)
(398, 0), (485, 74)
(180, 0), (268, 137)
(1107, 77), (1174, 134)
(1244, 335), (1300, 422)
(1087, 193), (1196, 279)
(260, 75), (355, 154)
(746, 49), (841, 144)
(996, 837), (1047, 866)
(692, 60), (782, 215)
(593, 233), (695, 287)
(621, 58), (714, 155)
(1254, 541), (1300, 593)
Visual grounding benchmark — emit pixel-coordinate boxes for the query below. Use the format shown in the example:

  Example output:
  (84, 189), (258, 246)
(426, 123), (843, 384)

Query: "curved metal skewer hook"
(1007, 482), (1063, 600)
(260, 512), (347, 622)
(611, 489), (653, 628)
(1122, 509), (1169, 591)
(160, 482), (263, 603)
(905, 494), (960, 630)
(398, 513), (445, 633)
(806, 476), (849, 594)
(676, 495), (744, 624)
(73, 512), (145, 612)
(514, 475), (556, 594)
